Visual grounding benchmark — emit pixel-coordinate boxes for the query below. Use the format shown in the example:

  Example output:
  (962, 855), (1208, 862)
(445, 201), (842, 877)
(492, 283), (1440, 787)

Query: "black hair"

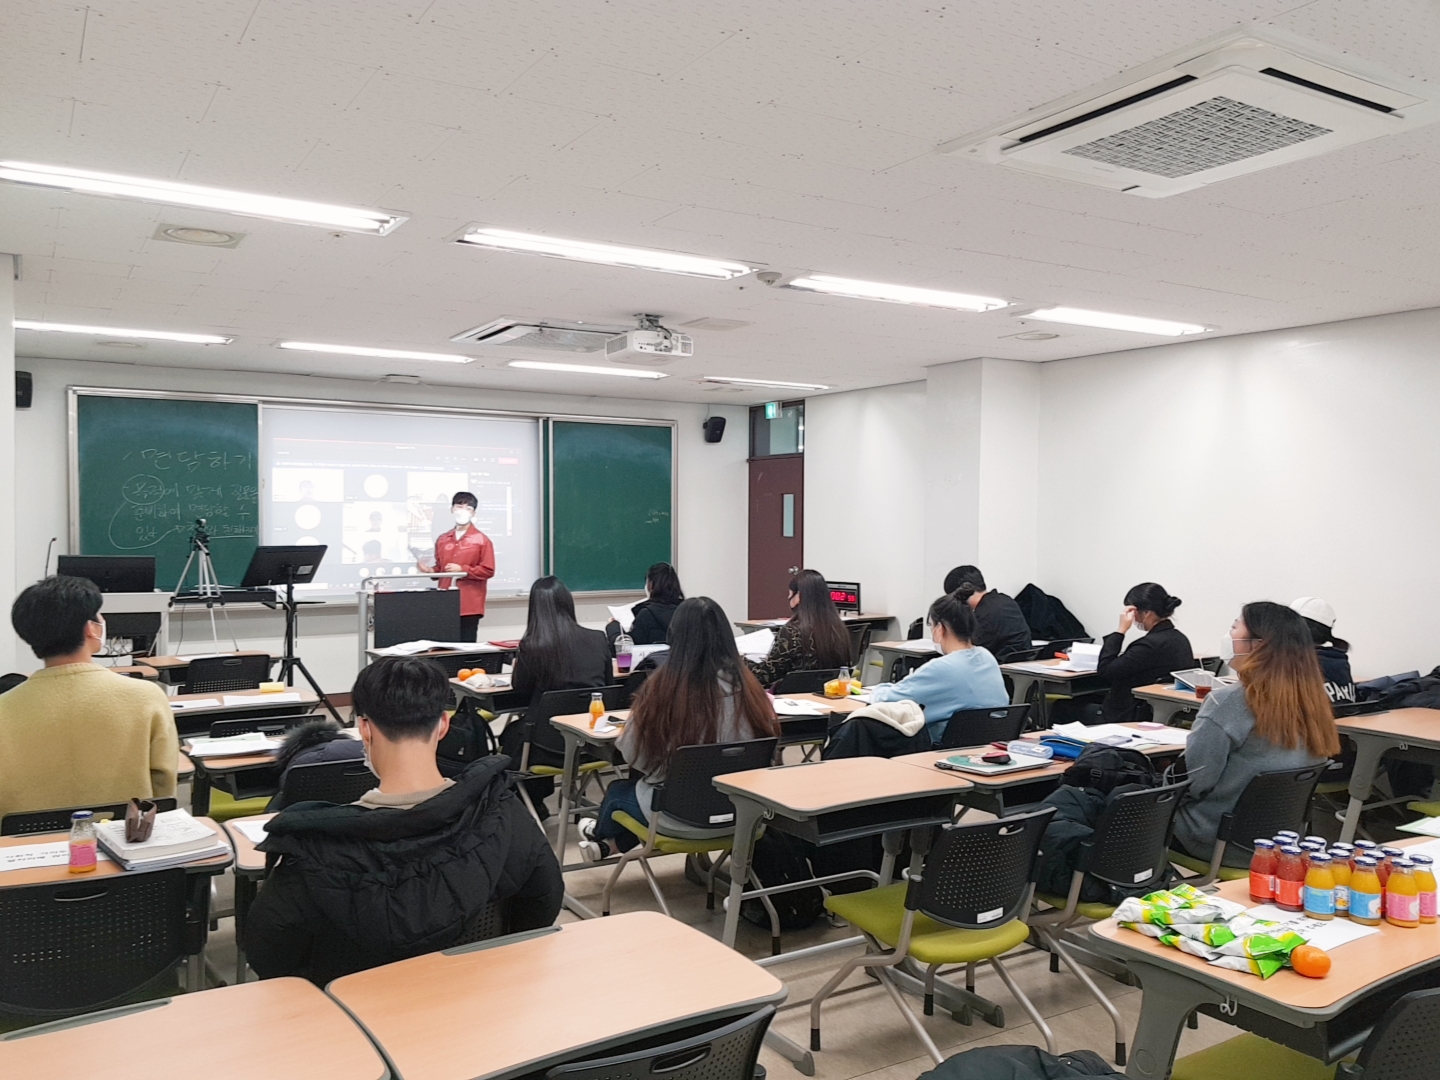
(12, 575), (103, 659)
(927, 593), (977, 642)
(1124, 582), (1181, 619)
(518, 576), (582, 690)
(350, 656), (451, 740)
(943, 565), (985, 598)
(645, 562), (685, 607)
(451, 491), (478, 510)
(1302, 617), (1350, 653)
(787, 569), (852, 669)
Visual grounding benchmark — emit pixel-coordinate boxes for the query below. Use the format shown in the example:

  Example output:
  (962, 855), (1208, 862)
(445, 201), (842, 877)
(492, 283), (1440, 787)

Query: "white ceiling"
(3, 0), (1440, 404)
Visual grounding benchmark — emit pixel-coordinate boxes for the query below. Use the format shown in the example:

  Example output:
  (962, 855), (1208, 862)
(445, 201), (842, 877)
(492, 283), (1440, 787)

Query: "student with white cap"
(1291, 596), (1356, 705)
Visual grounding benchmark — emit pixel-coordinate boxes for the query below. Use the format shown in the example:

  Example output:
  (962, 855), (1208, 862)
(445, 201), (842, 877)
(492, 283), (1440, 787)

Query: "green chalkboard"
(74, 393), (260, 589)
(549, 420), (672, 592)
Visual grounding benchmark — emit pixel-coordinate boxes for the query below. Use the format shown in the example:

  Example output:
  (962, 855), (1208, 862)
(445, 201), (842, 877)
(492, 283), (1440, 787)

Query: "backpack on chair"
(436, 696), (502, 778)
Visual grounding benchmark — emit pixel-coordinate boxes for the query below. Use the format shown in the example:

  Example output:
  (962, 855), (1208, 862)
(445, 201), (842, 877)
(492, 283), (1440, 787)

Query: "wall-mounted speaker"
(15, 371), (32, 409)
(702, 416), (726, 443)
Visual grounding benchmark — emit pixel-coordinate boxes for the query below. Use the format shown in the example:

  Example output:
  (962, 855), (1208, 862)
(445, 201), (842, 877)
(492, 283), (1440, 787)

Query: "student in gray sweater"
(1172, 601), (1340, 862)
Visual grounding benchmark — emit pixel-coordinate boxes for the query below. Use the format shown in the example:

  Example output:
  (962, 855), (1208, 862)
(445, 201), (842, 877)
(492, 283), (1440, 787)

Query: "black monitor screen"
(56, 556), (156, 593)
(827, 580), (861, 613)
(372, 589), (462, 649)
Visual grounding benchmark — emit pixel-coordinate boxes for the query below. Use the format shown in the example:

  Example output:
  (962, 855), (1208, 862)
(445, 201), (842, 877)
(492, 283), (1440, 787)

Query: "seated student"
(747, 568), (852, 688)
(606, 562), (685, 648)
(245, 656), (563, 986)
(578, 597), (779, 860)
(265, 717), (366, 812)
(1089, 583), (1194, 724)
(1291, 596), (1356, 705)
(1172, 601), (1339, 864)
(868, 594), (1009, 742)
(0, 575), (177, 819)
(943, 565), (1032, 661)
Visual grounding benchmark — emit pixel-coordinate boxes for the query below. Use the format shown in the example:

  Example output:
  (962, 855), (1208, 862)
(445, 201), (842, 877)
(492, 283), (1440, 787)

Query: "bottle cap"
(1309, 852), (1331, 864)
(1354, 856), (1378, 868)
(1354, 840), (1378, 850)
(1280, 845), (1303, 855)
(1411, 854), (1434, 866)
(70, 810), (93, 821)
(1392, 858), (1414, 870)
(1327, 848), (1352, 859)
(1381, 846), (1407, 857)
(1275, 830), (1300, 841)
(1330, 842), (1355, 852)
(1253, 838), (1276, 849)
(1299, 840), (1326, 851)
(1304, 835), (1327, 845)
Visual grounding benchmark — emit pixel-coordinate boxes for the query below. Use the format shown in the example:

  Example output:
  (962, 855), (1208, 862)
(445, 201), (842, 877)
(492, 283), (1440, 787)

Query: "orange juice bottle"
(1349, 857), (1383, 925)
(1326, 848), (1353, 918)
(1386, 859), (1420, 928)
(588, 691), (605, 729)
(1303, 853), (1336, 920)
(1411, 854), (1437, 924)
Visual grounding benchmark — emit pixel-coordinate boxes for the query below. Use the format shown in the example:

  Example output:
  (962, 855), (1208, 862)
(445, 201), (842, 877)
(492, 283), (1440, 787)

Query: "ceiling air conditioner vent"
(449, 317), (628, 353)
(941, 28), (1437, 197)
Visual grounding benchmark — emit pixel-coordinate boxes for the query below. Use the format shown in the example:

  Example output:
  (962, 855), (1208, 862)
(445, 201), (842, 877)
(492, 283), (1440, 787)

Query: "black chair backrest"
(651, 739), (778, 831)
(1347, 987), (1440, 1080)
(525, 686), (626, 755)
(1217, 764), (1328, 854)
(1080, 780), (1190, 890)
(545, 1005), (775, 1080)
(281, 760), (378, 805)
(847, 623), (871, 666)
(1, 798), (179, 837)
(622, 668), (651, 707)
(0, 869), (187, 1015)
(1198, 656), (1225, 675)
(1000, 647), (1042, 664)
(773, 669), (841, 695)
(936, 704), (1032, 749)
(184, 654), (271, 694)
(908, 807), (1055, 929)
(1034, 638), (1093, 660)
(451, 898), (511, 948)
(209, 713), (321, 739)
(1332, 700), (1386, 719)
(906, 618), (923, 641)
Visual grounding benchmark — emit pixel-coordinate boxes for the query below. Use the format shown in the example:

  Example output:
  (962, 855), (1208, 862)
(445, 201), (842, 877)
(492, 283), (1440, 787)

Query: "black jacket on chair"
(1095, 621), (1194, 723)
(973, 591), (1033, 661)
(244, 756), (563, 986)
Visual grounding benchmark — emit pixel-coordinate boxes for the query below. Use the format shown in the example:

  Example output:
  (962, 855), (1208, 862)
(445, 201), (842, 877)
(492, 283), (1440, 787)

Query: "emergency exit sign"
(764, 401), (780, 419)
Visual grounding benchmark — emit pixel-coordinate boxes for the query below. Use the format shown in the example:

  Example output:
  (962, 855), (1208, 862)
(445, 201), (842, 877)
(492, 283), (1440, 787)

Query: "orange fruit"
(458, 668), (473, 680)
(1290, 944), (1331, 978)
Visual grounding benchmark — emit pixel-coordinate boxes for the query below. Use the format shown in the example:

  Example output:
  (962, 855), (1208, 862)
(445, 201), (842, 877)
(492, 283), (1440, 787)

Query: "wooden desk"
(169, 687), (321, 737)
(1000, 659), (1106, 726)
(1089, 837), (1440, 1078)
(866, 638), (939, 682)
(367, 643), (515, 679)
(714, 757), (972, 949)
(1132, 682), (1203, 727)
(1336, 707), (1440, 843)
(328, 912), (786, 1080)
(449, 675), (525, 715)
(103, 663), (160, 680)
(0, 977), (387, 1080)
(223, 812), (275, 986)
(177, 750), (194, 782)
(144, 651), (273, 686)
(734, 612), (892, 634)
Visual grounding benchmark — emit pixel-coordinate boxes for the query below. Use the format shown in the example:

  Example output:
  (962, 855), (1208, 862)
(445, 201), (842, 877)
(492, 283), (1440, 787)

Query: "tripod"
(172, 519), (238, 651)
(269, 565), (343, 724)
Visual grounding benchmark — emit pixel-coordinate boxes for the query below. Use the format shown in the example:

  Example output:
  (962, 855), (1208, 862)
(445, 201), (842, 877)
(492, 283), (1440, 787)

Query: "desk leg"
(553, 729), (582, 861)
(1009, 674), (1035, 707)
(190, 766), (211, 817)
(1124, 961), (1225, 1079)
(1151, 701), (1181, 727)
(721, 796), (766, 949)
(1339, 734), (1395, 844)
(233, 873), (256, 985)
(764, 1029), (816, 1076)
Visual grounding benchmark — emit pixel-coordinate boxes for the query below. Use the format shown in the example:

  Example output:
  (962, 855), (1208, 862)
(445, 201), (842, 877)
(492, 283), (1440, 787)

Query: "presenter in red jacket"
(419, 491), (495, 641)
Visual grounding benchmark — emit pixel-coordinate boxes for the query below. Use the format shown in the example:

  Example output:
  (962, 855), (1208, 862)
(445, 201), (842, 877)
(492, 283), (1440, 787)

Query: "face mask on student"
(1219, 634), (1236, 662)
(453, 509), (473, 526)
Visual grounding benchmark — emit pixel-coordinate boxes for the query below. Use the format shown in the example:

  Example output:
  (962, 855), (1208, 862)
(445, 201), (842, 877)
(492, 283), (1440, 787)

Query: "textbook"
(95, 809), (231, 871)
(933, 753), (1042, 776)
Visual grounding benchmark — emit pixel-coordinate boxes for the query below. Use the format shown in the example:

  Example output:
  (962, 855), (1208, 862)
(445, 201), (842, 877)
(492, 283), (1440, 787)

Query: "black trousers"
(460, 613), (483, 641)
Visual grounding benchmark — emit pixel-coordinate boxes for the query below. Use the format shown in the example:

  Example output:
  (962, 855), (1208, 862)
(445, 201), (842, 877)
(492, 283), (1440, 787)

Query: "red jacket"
(433, 525), (496, 616)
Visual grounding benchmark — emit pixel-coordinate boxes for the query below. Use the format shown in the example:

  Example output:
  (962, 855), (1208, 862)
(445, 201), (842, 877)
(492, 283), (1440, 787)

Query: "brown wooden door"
(748, 454), (804, 619)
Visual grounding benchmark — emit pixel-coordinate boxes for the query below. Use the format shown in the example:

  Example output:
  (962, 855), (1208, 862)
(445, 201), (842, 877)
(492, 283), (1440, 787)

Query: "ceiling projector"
(604, 315), (693, 366)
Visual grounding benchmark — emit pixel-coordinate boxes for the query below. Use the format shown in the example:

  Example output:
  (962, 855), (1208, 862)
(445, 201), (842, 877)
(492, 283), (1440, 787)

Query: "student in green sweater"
(0, 575), (177, 820)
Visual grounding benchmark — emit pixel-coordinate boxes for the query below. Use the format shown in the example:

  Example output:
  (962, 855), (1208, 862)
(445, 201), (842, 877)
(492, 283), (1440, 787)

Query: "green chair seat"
(1314, 781), (1350, 795)
(1033, 891), (1117, 922)
(1407, 799), (1440, 817)
(207, 790), (272, 822)
(612, 810), (735, 856)
(530, 760), (609, 777)
(825, 882), (1031, 966)
(1169, 849), (1246, 881)
(1171, 1033), (1336, 1080)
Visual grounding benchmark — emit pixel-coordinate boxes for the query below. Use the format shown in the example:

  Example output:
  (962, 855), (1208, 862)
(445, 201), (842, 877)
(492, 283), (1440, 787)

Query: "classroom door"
(748, 454), (804, 618)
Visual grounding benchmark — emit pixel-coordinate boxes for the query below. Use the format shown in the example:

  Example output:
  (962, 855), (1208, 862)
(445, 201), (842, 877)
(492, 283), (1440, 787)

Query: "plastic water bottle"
(69, 810), (98, 874)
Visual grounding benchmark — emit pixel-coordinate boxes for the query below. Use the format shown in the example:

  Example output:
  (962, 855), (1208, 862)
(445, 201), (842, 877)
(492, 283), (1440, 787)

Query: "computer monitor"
(240, 545), (327, 588)
(827, 580), (861, 614)
(56, 555), (156, 593)
(372, 589), (462, 649)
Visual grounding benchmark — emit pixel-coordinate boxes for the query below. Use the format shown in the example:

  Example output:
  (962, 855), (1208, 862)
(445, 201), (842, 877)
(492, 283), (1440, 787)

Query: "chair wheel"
(951, 1006), (973, 1026)
(986, 1005), (1005, 1029)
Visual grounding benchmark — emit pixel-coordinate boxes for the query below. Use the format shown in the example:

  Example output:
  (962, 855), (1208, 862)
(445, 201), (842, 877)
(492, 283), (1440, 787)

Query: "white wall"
(15, 355), (750, 689)
(0, 262), (15, 672)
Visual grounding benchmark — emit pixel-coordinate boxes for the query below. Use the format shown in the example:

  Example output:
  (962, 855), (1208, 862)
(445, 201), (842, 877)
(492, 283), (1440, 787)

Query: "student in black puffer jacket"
(244, 657), (562, 986)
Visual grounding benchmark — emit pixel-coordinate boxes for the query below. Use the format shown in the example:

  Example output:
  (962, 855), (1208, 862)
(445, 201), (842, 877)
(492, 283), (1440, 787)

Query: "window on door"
(749, 401), (805, 457)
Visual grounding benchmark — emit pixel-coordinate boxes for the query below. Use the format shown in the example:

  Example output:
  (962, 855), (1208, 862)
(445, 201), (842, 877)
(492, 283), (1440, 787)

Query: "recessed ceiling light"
(701, 376), (832, 391)
(155, 224), (244, 248)
(679, 317), (752, 331)
(785, 274), (1008, 312)
(1009, 331), (1060, 341)
(14, 320), (232, 344)
(455, 227), (755, 280)
(279, 342), (473, 364)
(0, 161), (408, 234)
(506, 360), (668, 380)
(96, 340), (144, 348)
(1023, 307), (1209, 336)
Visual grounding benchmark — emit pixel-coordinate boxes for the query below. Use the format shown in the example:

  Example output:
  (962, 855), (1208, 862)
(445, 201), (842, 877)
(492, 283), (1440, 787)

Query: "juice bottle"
(1327, 847), (1353, 918)
(1275, 845), (1305, 912)
(1353, 839), (1378, 858)
(1299, 839), (1326, 869)
(1386, 859), (1420, 928)
(588, 691), (605, 729)
(1410, 854), (1437, 923)
(1249, 839), (1277, 903)
(1349, 857), (1383, 926)
(1303, 853), (1336, 920)
(68, 810), (97, 874)
(1275, 830), (1301, 847)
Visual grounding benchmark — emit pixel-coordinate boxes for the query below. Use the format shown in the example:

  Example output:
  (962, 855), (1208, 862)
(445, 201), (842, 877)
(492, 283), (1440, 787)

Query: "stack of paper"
(631, 644), (670, 665)
(223, 691), (301, 706)
(185, 732), (284, 758)
(1052, 642), (1101, 672)
(95, 810), (231, 871)
(0, 841), (113, 871)
(372, 640), (492, 656)
(772, 697), (827, 716)
(607, 602), (638, 633)
(733, 628), (775, 659)
(1397, 817), (1440, 838)
(1050, 721), (1188, 748)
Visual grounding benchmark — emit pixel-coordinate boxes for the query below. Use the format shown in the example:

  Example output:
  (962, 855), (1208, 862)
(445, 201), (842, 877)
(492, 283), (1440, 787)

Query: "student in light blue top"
(870, 594), (1009, 741)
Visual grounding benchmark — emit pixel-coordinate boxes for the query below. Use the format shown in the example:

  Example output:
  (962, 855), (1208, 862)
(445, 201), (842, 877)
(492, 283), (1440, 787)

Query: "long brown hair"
(788, 569), (851, 668)
(627, 597), (778, 765)
(1231, 601), (1339, 757)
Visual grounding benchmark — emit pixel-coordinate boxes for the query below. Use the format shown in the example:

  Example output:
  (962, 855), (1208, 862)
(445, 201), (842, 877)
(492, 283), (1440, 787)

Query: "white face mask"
(452, 509), (473, 526)
(1219, 634), (1236, 662)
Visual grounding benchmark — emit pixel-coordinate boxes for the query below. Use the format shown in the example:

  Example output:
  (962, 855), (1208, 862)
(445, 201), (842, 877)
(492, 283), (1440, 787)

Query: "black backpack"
(1062, 744), (1159, 795)
(436, 696), (502, 778)
(741, 830), (824, 933)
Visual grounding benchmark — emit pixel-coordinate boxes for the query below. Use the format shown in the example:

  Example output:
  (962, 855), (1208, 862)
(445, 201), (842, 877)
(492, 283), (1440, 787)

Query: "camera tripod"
(172, 519), (238, 650)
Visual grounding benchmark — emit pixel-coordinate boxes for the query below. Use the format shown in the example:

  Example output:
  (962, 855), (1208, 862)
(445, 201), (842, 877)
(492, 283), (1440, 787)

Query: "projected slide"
(260, 407), (541, 595)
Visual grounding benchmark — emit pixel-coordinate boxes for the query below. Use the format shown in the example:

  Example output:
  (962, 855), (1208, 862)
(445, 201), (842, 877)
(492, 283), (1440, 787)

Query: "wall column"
(0, 258), (18, 671)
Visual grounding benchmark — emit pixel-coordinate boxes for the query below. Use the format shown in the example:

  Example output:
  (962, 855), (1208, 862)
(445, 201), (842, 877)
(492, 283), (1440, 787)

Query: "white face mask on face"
(1219, 634), (1236, 662)
(452, 509), (473, 526)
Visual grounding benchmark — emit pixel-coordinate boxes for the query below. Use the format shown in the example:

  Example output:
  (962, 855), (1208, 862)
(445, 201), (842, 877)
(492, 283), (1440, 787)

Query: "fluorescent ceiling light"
(786, 274), (1008, 312)
(507, 360), (667, 380)
(279, 342), (473, 364)
(0, 161), (407, 235)
(1023, 307), (1209, 336)
(456, 227), (754, 280)
(14, 319), (232, 344)
(703, 376), (832, 391)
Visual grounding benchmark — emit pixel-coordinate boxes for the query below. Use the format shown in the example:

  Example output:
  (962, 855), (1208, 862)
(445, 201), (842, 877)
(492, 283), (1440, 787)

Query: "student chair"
(1030, 780), (1190, 1066)
(0, 869), (187, 1016)
(600, 739), (782, 948)
(0, 798), (179, 836)
(1169, 763), (1327, 884)
(772, 668), (841, 695)
(812, 807), (1057, 1065)
(935, 704), (1032, 750)
(510, 685), (627, 822)
(182, 654), (272, 694)
(847, 622), (872, 668)
(278, 760), (378, 806)
(208, 713), (322, 739)
(545, 1005), (775, 1080)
